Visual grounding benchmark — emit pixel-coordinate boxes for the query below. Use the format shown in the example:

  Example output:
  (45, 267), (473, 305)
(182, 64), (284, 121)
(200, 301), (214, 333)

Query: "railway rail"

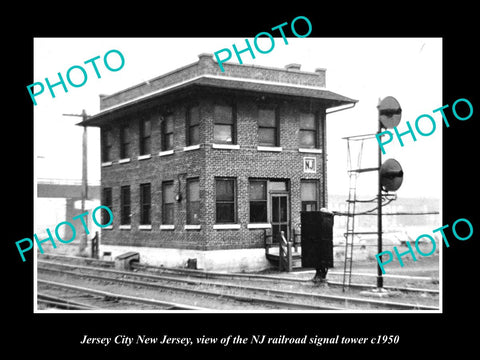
(37, 255), (439, 311)
(38, 253), (439, 293)
(38, 279), (209, 310)
(37, 292), (98, 310)
(133, 263), (439, 295)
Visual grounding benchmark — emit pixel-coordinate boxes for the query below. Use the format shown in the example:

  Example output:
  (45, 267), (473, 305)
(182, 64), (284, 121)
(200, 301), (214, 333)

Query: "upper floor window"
(120, 124), (130, 159)
(213, 104), (235, 144)
(139, 118), (151, 155)
(258, 108), (279, 147)
(299, 112), (318, 149)
(161, 114), (174, 151)
(187, 105), (200, 146)
(101, 128), (113, 162)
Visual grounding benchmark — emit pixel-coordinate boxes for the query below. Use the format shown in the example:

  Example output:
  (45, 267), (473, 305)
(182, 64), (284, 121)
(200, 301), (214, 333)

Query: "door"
(271, 193), (289, 243)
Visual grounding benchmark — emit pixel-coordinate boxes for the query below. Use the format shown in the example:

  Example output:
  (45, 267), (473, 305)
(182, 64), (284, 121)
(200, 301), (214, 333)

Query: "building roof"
(78, 53), (357, 127)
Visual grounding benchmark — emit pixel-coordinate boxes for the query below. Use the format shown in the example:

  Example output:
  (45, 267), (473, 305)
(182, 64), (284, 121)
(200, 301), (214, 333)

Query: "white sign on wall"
(303, 157), (316, 173)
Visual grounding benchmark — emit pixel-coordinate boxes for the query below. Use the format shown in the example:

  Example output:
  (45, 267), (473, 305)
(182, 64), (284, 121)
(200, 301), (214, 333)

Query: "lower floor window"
(215, 178), (236, 223)
(162, 181), (174, 224)
(301, 180), (318, 211)
(187, 178), (200, 225)
(249, 180), (267, 223)
(120, 185), (131, 225)
(140, 183), (151, 225)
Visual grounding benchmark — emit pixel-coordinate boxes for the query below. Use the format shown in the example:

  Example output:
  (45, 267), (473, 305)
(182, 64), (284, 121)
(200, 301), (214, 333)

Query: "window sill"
(101, 161), (113, 167)
(213, 224), (241, 230)
(212, 143), (240, 150)
(119, 158), (131, 164)
(160, 224), (175, 230)
(103, 225), (113, 230)
(138, 154), (152, 161)
(183, 144), (201, 152)
(159, 149), (174, 157)
(139, 224), (152, 230)
(247, 223), (271, 229)
(185, 224), (202, 230)
(119, 225), (131, 230)
(257, 146), (282, 152)
(298, 148), (322, 154)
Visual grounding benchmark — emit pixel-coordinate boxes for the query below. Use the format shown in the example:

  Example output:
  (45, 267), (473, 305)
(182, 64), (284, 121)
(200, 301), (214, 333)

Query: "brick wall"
(100, 89), (326, 251)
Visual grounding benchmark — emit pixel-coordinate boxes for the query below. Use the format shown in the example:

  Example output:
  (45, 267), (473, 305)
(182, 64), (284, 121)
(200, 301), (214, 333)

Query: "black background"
(7, 6), (477, 357)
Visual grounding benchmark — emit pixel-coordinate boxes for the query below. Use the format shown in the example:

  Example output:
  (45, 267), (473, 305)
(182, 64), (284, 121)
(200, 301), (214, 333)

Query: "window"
(249, 180), (268, 223)
(101, 128), (112, 162)
(187, 105), (200, 146)
(120, 185), (131, 225)
(299, 112), (318, 148)
(120, 124), (130, 159)
(215, 178), (236, 223)
(140, 118), (152, 155)
(301, 180), (318, 211)
(140, 183), (151, 225)
(162, 114), (174, 151)
(102, 187), (112, 225)
(187, 178), (200, 225)
(258, 108), (278, 146)
(162, 181), (174, 225)
(214, 104), (235, 144)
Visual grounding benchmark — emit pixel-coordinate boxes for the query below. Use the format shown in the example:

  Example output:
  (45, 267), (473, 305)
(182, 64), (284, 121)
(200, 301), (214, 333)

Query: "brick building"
(79, 53), (357, 271)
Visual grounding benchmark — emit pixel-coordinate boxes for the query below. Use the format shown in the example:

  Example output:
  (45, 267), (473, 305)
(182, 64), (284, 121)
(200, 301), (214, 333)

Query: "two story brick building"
(79, 53), (357, 271)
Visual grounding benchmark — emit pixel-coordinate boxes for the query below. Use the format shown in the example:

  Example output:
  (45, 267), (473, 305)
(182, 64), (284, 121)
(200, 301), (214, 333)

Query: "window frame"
(119, 123), (130, 159)
(101, 127), (113, 162)
(213, 103), (236, 144)
(139, 117), (152, 155)
(120, 185), (131, 225)
(258, 107), (279, 147)
(162, 181), (175, 225)
(102, 187), (113, 225)
(139, 183), (151, 225)
(161, 113), (174, 151)
(187, 105), (200, 146)
(301, 179), (319, 212)
(249, 179), (268, 223)
(299, 112), (319, 149)
(186, 178), (200, 225)
(215, 177), (237, 224)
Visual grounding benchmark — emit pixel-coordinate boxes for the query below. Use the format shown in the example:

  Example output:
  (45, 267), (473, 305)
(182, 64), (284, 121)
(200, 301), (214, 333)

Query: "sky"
(33, 37), (442, 200)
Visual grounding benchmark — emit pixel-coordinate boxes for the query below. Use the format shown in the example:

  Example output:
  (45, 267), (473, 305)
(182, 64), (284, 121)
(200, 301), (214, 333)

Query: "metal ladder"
(342, 139), (365, 291)
(342, 171), (358, 291)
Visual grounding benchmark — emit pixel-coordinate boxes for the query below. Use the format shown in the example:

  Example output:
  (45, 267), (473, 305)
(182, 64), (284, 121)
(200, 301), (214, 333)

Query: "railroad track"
(37, 292), (98, 310)
(38, 261), (341, 310)
(37, 279), (209, 311)
(38, 253), (439, 295)
(134, 263), (439, 295)
(37, 257), (439, 311)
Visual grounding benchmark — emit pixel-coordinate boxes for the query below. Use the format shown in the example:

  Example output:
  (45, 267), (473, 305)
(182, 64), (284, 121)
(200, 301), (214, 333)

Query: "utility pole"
(63, 109), (89, 256)
(377, 119), (384, 289)
(376, 96), (403, 290)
